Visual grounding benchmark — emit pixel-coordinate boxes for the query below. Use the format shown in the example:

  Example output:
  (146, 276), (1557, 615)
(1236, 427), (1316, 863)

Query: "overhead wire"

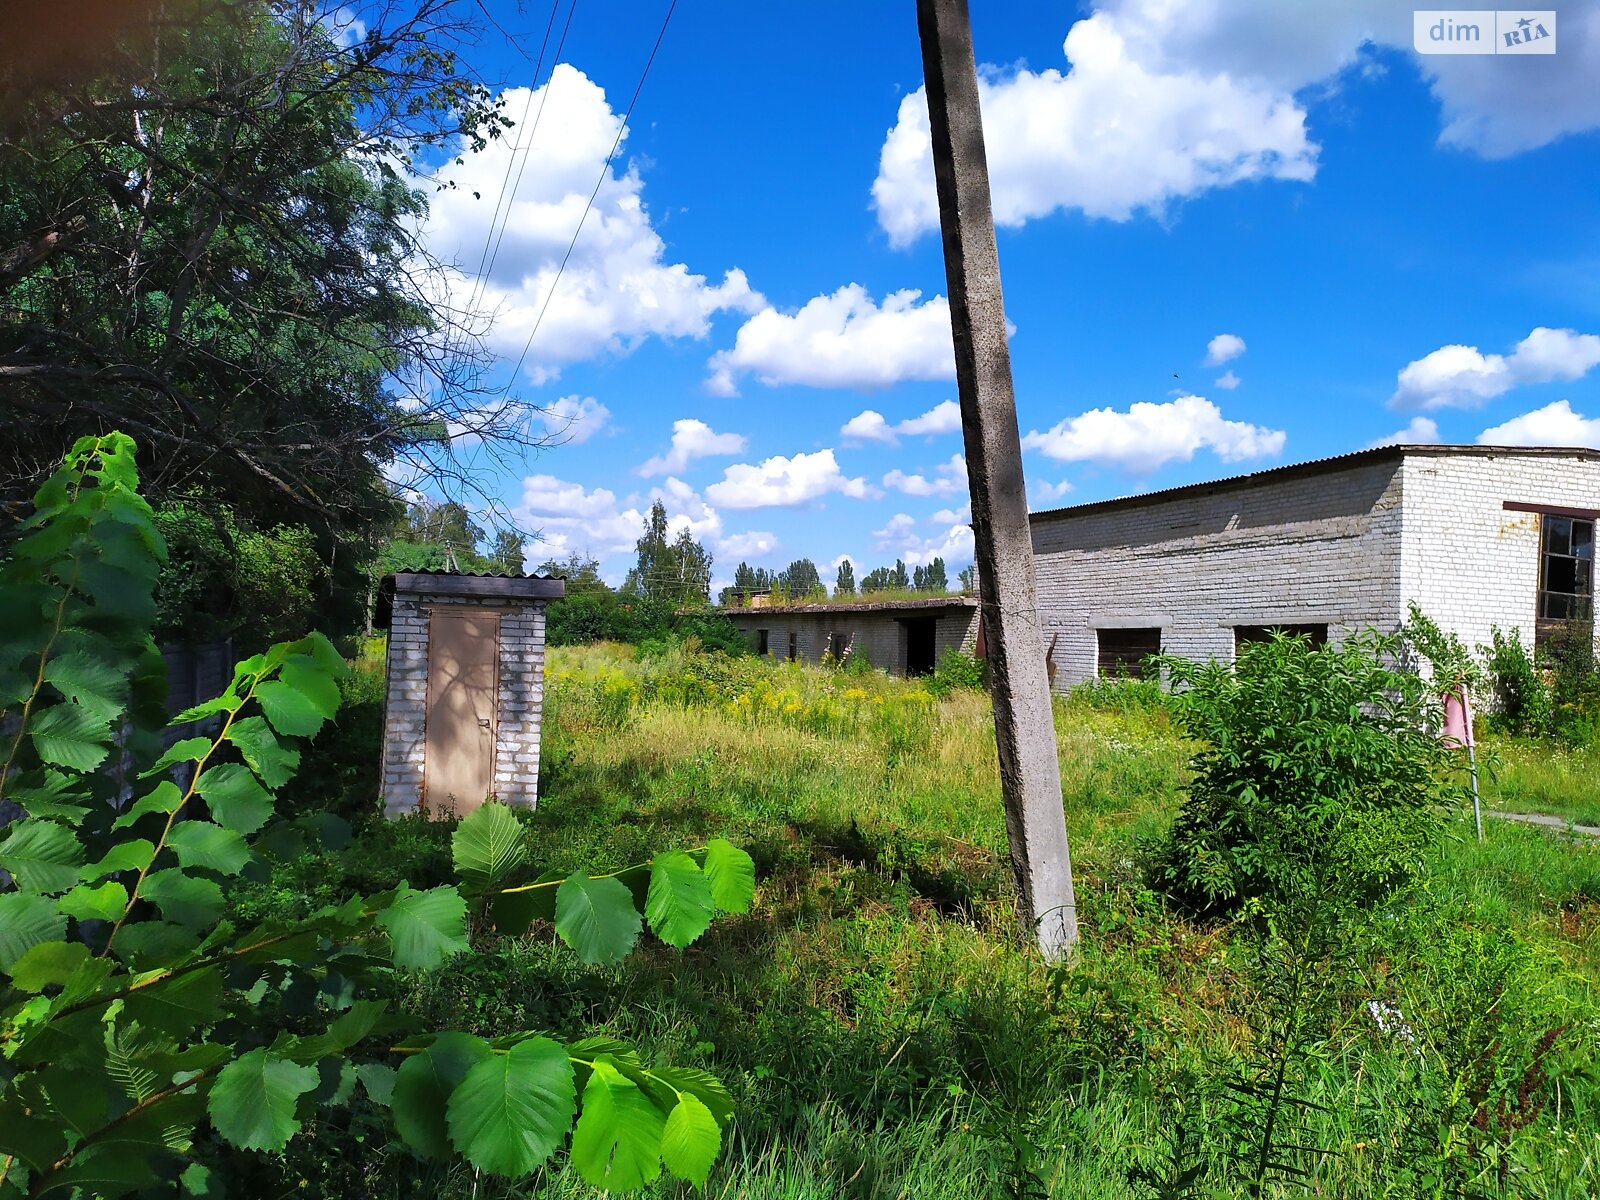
(502, 0), (678, 388)
(464, 0), (571, 315)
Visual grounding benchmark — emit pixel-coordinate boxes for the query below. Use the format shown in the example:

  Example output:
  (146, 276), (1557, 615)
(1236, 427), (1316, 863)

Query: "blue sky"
(396, 1), (1600, 592)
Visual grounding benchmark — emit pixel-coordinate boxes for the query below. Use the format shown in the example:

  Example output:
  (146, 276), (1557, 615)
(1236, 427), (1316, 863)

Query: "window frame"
(1095, 627), (1162, 680)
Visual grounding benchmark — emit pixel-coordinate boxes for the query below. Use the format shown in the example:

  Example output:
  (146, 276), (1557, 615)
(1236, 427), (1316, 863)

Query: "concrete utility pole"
(916, 0), (1079, 959)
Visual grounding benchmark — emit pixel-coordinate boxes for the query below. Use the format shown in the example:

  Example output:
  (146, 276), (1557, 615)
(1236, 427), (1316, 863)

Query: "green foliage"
(1153, 631), (1456, 917)
(622, 500), (712, 607)
(1482, 625), (1552, 736)
(927, 648), (986, 699)
(0, 437), (754, 1195)
(1401, 601), (1483, 691)
(1541, 620), (1600, 743)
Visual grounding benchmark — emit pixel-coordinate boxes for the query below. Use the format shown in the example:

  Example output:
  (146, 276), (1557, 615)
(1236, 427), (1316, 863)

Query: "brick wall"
(1400, 452), (1600, 654)
(381, 593), (549, 818)
(1030, 449), (1600, 689)
(1030, 458), (1407, 687)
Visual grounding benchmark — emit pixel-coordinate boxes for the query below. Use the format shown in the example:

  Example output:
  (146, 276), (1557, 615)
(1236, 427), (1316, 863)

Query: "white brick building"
(377, 571), (564, 818)
(1030, 445), (1599, 688)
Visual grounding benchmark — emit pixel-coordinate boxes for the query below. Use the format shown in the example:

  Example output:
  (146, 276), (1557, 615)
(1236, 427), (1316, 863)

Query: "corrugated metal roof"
(1028, 443), (1600, 523)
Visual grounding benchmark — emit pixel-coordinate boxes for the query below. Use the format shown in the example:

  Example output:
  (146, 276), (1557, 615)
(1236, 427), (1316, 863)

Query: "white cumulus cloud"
(1022, 395), (1286, 474)
(872, 513), (974, 569)
(539, 395), (611, 444)
(424, 66), (763, 382)
(1478, 401), (1600, 448)
(707, 285), (954, 394)
(1205, 334), (1247, 366)
(1366, 416), (1442, 449)
(842, 399), (963, 445)
(883, 454), (968, 499)
(638, 418), (747, 476)
(873, 3), (1600, 245)
(872, 12), (1316, 246)
(1214, 371), (1241, 390)
(705, 448), (874, 510)
(716, 530), (781, 559)
(1391, 327), (1600, 411)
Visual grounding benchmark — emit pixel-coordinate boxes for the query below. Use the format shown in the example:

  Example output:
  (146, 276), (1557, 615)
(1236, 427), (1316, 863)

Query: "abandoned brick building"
(1029, 444), (1600, 688)
(722, 594), (980, 677)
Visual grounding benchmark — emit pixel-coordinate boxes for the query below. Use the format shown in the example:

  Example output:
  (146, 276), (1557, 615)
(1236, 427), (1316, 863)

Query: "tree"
(958, 565), (976, 592)
(912, 557), (948, 592)
(489, 531), (525, 575)
(835, 559), (856, 596)
(776, 558), (823, 599)
(622, 500), (711, 608)
(0, 0), (540, 545)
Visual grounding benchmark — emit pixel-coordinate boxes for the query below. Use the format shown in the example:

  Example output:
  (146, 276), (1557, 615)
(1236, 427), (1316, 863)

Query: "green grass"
(241, 643), (1600, 1198)
(1478, 737), (1600, 828)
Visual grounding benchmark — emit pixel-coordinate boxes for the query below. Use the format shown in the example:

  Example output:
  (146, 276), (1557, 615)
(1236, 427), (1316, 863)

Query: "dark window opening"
(1539, 515), (1593, 629)
(829, 630), (852, 660)
(903, 617), (937, 676)
(1233, 624), (1329, 655)
(1097, 628), (1161, 679)
(787, 631), (798, 662)
(756, 629), (768, 655)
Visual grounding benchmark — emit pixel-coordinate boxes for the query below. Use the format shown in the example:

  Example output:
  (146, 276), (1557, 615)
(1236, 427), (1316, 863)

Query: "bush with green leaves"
(926, 649), (986, 699)
(1151, 631), (1457, 918)
(0, 435), (753, 1196)
(1481, 625), (1551, 737)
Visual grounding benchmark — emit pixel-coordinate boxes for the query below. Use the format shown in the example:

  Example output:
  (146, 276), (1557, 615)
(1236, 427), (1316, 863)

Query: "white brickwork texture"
(381, 593), (549, 818)
(1031, 450), (1600, 689)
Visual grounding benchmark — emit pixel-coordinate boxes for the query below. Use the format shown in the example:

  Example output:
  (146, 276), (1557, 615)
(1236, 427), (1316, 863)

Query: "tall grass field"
(251, 641), (1600, 1198)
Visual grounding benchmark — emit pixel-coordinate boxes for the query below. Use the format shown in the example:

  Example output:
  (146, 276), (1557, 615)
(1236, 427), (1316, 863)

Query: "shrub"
(1482, 626), (1551, 736)
(1152, 631), (1456, 918)
(927, 648), (986, 698)
(1541, 620), (1600, 743)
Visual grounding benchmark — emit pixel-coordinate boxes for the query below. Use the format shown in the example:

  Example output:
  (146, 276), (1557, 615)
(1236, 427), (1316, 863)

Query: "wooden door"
(423, 609), (499, 818)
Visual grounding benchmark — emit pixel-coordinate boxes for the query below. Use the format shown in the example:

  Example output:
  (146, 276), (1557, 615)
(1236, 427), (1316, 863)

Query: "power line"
(503, 0), (678, 387)
(464, 0), (571, 315)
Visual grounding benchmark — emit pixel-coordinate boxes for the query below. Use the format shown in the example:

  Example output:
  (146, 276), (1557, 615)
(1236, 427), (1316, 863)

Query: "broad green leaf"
(358, 1062), (397, 1107)
(392, 1033), (493, 1160)
(661, 1093), (721, 1187)
(113, 920), (202, 973)
(281, 656), (341, 717)
(225, 715), (299, 788)
(446, 1036), (576, 1177)
(490, 868), (564, 932)
(569, 1058), (665, 1190)
(37, 1143), (159, 1198)
(0, 892), (67, 970)
(703, 839), (755, 914)
(9, 770), (90, 821)
(0, 818), (84, 893)
(121, 962), (224, 1035)
(142, 869), (225, 930)
(208, 1048), (319, 1152)
(8, 940), (91, 993)
(43, 652), (127, 721)
(451, 801), (529, 892)
(58, 880), (128, 923)
(167, 822), (251, 876)
(29, 702), (112, 772)
(284, 999), (389, 1062)
(377, 885), (469, 970)
(195, 764), (273, 834)
(139, 737), (213, 778)
(555, 873), (642, 965)
(80, 839), (155, 881)
(112, 780), (186, 830)
(255, 679), (327, 738)
(645, 1068), (735, 1128)
(169, 693), (241, 725)
(645, 852), (714, 948)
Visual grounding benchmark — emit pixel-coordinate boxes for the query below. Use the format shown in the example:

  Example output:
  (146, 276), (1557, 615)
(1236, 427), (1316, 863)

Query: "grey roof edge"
(387, 571), (567, 600)
(720, 595), (979, 617)
(1028, 444), (1600, 523)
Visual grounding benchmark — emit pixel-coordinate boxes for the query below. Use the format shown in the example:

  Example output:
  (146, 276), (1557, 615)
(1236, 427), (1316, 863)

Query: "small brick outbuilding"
(722, 595), (980, 677)
(377, 571), (564, 819)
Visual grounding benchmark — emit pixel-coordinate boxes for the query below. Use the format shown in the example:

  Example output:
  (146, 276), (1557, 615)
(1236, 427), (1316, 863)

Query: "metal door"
(423, 609), (499, 817)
